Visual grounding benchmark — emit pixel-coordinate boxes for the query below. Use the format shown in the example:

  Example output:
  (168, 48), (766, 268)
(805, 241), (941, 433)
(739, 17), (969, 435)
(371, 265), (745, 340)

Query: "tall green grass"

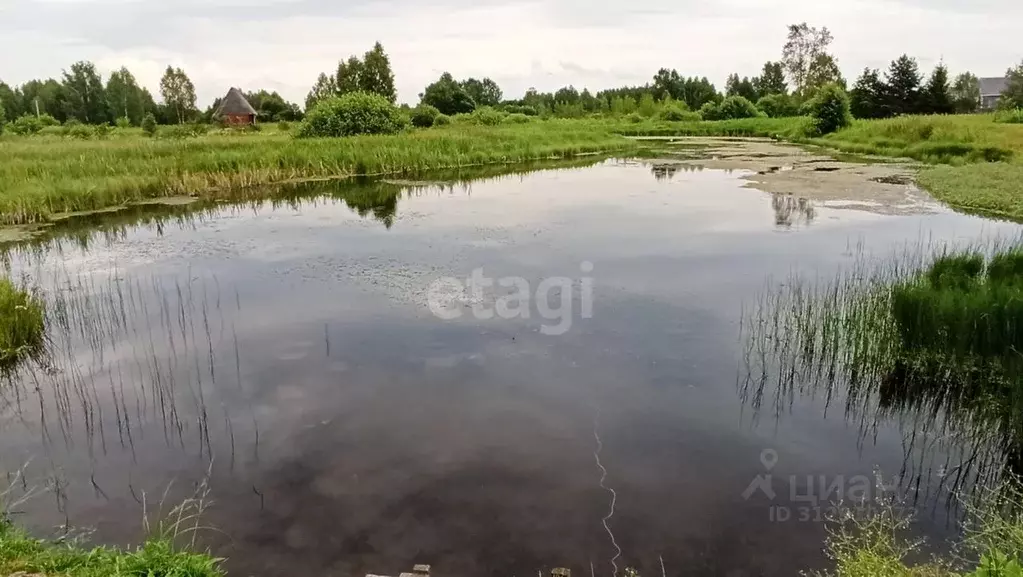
(0, 278), (45, 372)
(0, 122), (639, 225)
(741, 239), (1023, 494)
(0, 469), (223, 577)
(810, 115), (1022, 164)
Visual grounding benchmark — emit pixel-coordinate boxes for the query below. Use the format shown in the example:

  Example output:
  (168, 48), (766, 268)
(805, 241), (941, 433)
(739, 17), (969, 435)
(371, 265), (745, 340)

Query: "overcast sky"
(1, 0), (1019, 108)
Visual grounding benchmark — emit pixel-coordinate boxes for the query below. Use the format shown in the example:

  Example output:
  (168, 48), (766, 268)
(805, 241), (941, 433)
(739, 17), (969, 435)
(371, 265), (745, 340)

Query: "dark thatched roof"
(216, 87), (257, 116)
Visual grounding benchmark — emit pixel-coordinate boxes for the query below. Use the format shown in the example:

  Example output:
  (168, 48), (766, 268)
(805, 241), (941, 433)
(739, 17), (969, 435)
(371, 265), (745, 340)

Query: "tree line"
(4, 27), (1022, 132)
(0, 62), (304, 128)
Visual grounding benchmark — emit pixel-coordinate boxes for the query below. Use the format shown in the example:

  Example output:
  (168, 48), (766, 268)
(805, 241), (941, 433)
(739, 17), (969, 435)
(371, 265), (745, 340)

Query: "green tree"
(20, 79), (67, 122)
(62, 61), (108, 124)
(782, 22), (834, 96)
(141, 112), (157, 136)
(245, 90), (303, 121)
(159, 66), (197, 124)
(754, 62), (788, 96)
(726, 73), (758, 102)
(359, 42), (397, 103)
(306, 73), (337, 111)
(460, 78), (502, 107)
(922, 63), (953, 115)
(849, 68), (887, 119)
(1001, 60), (1023, 110)
(0, 81), (18, 120)
(105, 67), (145, 125)
(420, 73), (475, 115)
(804, 54), (845, 97)
(950, 72), (981, 113)
(884, 54), (922, 116)
(336, 56), (364, 95)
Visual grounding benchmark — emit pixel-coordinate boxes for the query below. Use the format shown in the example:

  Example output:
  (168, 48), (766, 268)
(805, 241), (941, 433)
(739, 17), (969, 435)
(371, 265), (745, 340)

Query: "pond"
(1, 142), (1020, 577)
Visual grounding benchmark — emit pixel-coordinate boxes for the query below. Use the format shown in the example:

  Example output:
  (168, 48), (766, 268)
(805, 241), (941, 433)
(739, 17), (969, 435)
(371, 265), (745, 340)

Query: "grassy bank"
(2, 113), (1021, 226)
(0, 121), (639, 225)
(0, 521), (222, 577)
(595, 113), (1023, 221)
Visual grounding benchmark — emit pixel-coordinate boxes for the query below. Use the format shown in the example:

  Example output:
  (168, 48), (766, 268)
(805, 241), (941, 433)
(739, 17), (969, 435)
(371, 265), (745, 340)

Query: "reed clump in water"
(887, 250), (1023, 395)
(0, 278), (45, 372)
(741, 240), (1023, 494)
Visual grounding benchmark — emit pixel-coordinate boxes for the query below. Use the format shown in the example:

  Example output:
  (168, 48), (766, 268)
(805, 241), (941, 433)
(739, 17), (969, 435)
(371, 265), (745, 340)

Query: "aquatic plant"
(741, 239), (1023, 496)
(0, 278), (45, 372)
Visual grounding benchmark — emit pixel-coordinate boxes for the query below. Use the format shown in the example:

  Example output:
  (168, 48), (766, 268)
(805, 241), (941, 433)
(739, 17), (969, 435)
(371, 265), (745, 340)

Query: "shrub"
(410, 104), (440, 128)
(433, 113), (451, 126)
(756, 94), (799, 118)
(994, 108), (1023, 124)
(36, 114), (59, 127)
(94, 123), (112, 139)
(503, 113), (531, 124)
(161, 123), (211, 139)
(659, 104), (698, 122)
(141, 113), (158, 137)
(115, 116), (132, 129)
(699, 101), (721, 121)
(467, 106), (505, 126)
(9, 115), (44, 135)
(298, 92), (408, 138)
(806, 83), (852, 135)
(716, 96), (761, 120)
(627, 112), (644, 123)
(0, 279), (45, 372)
(277, 120), (292, 132)
(501, 104), (538, 116)
(64, 119), (94, 140)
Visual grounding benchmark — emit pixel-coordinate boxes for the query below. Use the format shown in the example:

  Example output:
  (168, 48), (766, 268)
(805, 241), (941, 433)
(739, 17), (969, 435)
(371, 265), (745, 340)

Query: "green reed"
(741, 236), (1023, 496)
(0, 278), (45, 372)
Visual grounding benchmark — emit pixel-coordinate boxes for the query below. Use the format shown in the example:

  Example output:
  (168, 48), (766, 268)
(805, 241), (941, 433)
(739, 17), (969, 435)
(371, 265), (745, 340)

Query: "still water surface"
(1, 159), (1019, 576)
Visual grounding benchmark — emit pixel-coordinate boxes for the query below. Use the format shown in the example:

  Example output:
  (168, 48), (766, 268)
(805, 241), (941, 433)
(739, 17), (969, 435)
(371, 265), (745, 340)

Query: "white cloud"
(1, 0), (1020, 107)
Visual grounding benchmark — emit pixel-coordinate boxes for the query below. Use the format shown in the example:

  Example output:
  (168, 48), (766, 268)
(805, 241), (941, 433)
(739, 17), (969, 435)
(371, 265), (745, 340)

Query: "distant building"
(979, 77), (1007, 110)
(215, 87), (257, 125)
